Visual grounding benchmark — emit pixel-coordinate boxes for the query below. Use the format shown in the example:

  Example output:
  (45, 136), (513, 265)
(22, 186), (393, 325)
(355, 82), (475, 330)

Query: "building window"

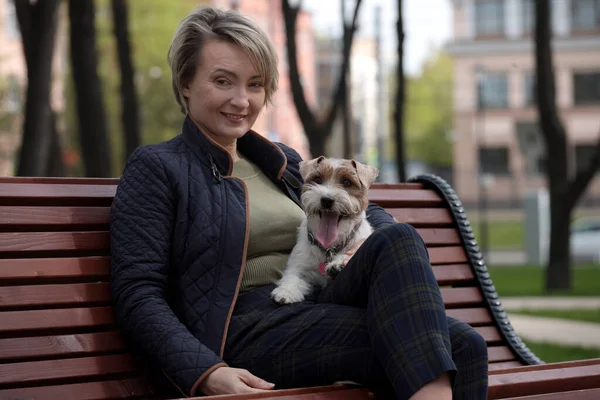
(524, 72), (537, 106)
(478, 147), (510, 175)
(572, 0), (600, 30)
(474, 0), (504, 36)
(477, 72), (509, 109)
(522, 0), (535, 33)
(5, 0), (19, 38)
(573, 72), (600, 105)
(575, 144), (600, 172)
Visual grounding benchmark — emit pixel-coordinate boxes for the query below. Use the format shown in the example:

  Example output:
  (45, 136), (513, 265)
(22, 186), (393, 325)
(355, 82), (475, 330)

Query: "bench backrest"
(0, 176), (528, 398)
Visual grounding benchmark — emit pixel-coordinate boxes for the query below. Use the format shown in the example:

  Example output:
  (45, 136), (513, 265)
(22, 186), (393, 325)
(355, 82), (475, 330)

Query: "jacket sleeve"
(110, 146), (226, 396)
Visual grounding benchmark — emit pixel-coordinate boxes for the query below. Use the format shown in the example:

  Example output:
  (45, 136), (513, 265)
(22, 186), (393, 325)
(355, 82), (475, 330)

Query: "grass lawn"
(487, 265), (600, 297)
(470, 220), (523, 250)
(511, 309), (600, 324)
(524, 340), (600, 363)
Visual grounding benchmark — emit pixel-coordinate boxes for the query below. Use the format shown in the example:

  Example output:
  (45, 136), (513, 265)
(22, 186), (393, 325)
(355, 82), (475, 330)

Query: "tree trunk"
(69, 0), (113, 177)
(111, 0), (141, 162)
(395, 0), (406, 182)
(535, 0), (600, 291)
(341, 0), (353, 159)
(47, 111), (66, 177)
(281, 0), (362, 157)
(14, 0), (61, 176)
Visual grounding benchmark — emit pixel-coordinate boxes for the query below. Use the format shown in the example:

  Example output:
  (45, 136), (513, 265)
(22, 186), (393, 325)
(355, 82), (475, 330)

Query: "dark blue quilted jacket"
(109, 115), (396, 396)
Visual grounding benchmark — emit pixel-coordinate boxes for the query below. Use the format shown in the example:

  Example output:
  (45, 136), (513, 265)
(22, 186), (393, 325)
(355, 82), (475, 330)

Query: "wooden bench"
(1, 174), (599, 400)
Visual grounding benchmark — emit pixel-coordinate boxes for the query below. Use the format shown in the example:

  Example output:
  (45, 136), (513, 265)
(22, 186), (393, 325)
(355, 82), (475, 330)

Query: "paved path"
(507, 314), (600, 349)
(501, 297), (600, 310)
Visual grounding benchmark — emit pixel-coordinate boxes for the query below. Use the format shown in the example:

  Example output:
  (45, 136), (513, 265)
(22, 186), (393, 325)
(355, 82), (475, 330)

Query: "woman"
(110, 6), (488, 400)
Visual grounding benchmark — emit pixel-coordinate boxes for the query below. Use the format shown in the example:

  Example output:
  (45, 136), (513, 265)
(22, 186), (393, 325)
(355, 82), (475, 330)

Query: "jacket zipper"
(207, 153), (222, 183)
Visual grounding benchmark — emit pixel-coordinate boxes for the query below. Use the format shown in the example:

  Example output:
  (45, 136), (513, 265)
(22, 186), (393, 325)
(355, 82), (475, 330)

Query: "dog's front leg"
(325, 254), (346, 279)
(271, 248), (314, 304)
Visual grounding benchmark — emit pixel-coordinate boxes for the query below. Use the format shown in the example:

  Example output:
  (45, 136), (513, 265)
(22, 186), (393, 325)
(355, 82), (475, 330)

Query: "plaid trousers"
(224, 223), (489, 399)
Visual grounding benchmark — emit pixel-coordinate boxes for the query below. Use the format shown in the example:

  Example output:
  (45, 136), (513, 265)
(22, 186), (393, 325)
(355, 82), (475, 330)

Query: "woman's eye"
(249, 82), (263, 88)
(342, 179), (352, 187)
(216, 78), (230, 86)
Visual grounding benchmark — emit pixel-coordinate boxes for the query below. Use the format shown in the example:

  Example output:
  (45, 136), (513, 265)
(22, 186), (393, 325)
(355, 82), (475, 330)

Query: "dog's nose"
(320, 197), (334, 209)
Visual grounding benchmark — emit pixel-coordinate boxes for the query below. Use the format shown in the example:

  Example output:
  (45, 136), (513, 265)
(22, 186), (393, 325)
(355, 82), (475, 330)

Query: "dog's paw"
(271, 286), (305, 304)
(325, 262), (344, 279)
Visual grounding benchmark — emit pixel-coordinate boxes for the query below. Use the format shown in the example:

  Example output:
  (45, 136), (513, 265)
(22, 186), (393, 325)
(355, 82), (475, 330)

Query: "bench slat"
(0, 206), (110, 228)
(188, 386), (373, 400)
(0, 257), (110, 284)
(0, 229), (459, 254)
(488, 346), (516, 363)
(0, 354), (138, 387)
(432, 264), (475, 286)
(0, 232), (109, 252)
(0, 284), (479, 311)
(445, 308), (492, 325)
(0, 328), (505, 362)
(440, 287), (483, 307)
(489, 358), (600, 375)
(386, 208), (454, 226)
(0, 259), (476, 287)
(474, 326), (503, 344)
(0, 283), (111, 309)
(368, 189), (443, 207)
(505, 388), (600, 399)
(415, 228), (462, 246)
(489, 361), (525, 371)
(0, 306), (115, 335)
(429, 246), (468, 264)
(0, 378), (157, 400)
(0, 331), (125, 361)
(0, 206), (455, 229)
(489, 362), (600, 399)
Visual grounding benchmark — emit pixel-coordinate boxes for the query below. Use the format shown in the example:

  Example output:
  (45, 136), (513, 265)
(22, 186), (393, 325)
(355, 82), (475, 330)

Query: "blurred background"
(0, 0), (599, 364)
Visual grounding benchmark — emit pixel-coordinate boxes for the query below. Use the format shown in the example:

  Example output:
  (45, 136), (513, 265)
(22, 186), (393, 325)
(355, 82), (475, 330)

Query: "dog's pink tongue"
(315, 213), (339, 249)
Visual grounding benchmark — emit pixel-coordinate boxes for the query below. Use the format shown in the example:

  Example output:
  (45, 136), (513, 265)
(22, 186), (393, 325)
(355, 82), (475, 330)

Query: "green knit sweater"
(231, 155), (304, 293)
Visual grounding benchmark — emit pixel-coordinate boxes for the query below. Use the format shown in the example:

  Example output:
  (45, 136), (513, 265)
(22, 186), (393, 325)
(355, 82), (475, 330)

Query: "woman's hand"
(199, 366), (276, 395)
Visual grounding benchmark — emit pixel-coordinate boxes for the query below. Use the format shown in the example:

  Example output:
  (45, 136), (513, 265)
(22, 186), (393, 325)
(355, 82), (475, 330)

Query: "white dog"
(271, 156), (379, 304)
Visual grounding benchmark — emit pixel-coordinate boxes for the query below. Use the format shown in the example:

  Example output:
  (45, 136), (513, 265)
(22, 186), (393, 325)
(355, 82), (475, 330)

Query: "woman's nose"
(230, 87), (250, 108)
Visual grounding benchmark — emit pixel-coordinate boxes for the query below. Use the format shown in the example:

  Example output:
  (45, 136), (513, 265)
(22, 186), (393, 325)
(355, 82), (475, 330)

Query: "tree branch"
(324, 0), (363, 133)
(281, 0), (317, 131)
(567, 128), (600, 209)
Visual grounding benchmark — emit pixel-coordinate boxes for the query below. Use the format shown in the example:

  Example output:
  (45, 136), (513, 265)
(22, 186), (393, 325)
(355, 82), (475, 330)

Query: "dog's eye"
(342, 179), (352, 187)
(312, 176), (323, 184)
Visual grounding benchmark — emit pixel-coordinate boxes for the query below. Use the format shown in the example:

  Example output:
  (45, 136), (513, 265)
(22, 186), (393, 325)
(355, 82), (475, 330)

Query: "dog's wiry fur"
(271, 156), (379, 304)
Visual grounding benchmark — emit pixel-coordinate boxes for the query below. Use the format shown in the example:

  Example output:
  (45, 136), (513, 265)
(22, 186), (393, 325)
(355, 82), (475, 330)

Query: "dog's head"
(298, 156), (379, 249)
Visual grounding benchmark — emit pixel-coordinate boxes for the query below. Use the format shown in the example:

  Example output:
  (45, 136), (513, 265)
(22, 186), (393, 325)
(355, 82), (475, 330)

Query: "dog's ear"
(352, 160), (379, 188)
(299, 156), (325, 179)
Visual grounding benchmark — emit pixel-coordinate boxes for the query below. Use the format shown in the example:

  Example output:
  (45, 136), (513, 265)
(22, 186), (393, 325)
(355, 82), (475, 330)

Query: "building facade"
(446, 0), (600, 207)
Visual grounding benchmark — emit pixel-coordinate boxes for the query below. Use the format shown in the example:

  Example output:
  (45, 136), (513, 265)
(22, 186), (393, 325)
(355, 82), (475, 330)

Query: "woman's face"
(182, 39), (266, 147)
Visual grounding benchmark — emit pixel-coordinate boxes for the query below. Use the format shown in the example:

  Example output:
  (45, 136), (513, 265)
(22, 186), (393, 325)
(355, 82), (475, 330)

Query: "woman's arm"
(110, 146), (225, 396)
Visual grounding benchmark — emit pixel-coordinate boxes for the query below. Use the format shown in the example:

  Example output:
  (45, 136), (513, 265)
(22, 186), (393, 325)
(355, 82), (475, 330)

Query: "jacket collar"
(181, 115), (288, 182)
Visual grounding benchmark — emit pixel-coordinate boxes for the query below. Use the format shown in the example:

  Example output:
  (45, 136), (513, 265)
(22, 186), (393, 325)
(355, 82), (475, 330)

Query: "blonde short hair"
(168, 6), (279, 114)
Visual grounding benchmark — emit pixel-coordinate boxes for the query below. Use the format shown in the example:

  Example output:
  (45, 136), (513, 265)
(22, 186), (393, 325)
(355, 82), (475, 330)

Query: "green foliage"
(488, 266), (600, 297)
(523, 341), (600, 363)
(404, 49), (453, 167)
